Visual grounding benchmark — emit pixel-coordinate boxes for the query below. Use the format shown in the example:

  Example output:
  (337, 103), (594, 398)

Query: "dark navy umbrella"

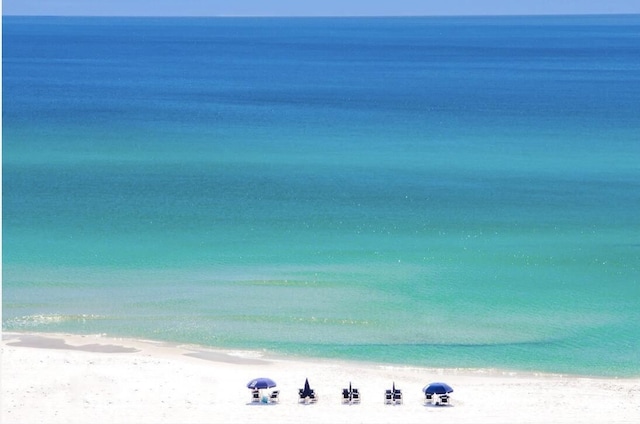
(423, 382), (453, 395)
(247, 377), (277, 390)
(301, 378), (312, 398)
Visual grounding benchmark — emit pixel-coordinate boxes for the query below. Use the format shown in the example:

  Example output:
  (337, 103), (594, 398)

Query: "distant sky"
(3, 0), (640, 17)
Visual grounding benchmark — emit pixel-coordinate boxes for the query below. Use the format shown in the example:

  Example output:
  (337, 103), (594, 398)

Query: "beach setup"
(384, 381), (403, 405)
(298, 378), (318, 404)
(423, 382), (453, 405)
(384, 382), (403, 405)
(341, 382), (361, 404)
(247, 377), (279, 403)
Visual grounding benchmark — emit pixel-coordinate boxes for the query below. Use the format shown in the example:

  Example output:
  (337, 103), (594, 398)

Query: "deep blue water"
(3, 15), (640, 376)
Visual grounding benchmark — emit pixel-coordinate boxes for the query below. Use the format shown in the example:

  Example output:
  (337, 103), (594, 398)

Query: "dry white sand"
(2, 331), (639, 424)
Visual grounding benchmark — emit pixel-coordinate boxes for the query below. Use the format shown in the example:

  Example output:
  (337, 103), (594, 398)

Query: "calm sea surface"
(3, 15), (640, 377)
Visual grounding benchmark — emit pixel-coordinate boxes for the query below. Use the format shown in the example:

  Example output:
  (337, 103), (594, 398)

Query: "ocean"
(3, 15), (640, 377)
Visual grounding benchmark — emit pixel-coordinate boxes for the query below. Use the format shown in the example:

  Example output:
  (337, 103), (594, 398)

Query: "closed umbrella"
(301, 378), (312, 398)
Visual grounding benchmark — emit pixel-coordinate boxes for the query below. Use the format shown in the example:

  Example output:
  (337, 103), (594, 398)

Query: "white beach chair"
(439, 394), (450, 405)
(351, 388), (361, 403)
(384, 389), (393, 404)
(393, 389), (403, 404)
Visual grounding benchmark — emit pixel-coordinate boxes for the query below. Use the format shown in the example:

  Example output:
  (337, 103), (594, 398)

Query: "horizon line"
(3, 12), (640, 18)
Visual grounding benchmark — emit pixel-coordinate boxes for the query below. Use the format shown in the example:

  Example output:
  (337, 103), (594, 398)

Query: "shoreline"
(3, 331), (639, 423)
(5, 330), (634, 380)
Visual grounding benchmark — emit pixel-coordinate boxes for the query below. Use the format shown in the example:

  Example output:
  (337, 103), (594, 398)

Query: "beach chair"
(384, 389), (393, 404)
(425, 393), (433, 404)
(351, 388), (361, 403)
(393, 389), (403, 404)
(439, 394), (449, 405)
(299, 388), (318, 404)
(251, 390), (260, 403)
(269, 390), (279, 403)
(342, 388), (350, 403)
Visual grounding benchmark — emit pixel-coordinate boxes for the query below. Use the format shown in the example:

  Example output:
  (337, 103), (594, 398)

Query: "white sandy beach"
(1, 332), (639, 424)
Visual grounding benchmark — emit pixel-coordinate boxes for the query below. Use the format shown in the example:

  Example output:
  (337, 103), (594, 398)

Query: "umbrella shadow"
(424, 402), (454, 408)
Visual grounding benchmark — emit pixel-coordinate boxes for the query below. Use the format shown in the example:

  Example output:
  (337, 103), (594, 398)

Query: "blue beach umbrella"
(423, 382), (453, 395)
(247, 377), (277, 390)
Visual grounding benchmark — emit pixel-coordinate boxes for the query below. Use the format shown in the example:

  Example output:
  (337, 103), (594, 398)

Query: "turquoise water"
(3, 15), (640, 377)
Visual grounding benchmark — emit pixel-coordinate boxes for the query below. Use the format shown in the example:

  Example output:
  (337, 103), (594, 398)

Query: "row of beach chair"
(249, 382), (362, 405)
(251, 382), (450, 405)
